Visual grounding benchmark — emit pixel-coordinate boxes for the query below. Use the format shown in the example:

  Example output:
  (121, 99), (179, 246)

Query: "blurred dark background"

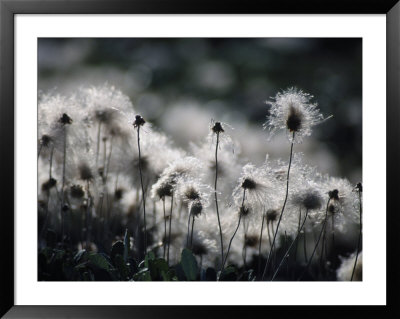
(38, 38), (362, 182)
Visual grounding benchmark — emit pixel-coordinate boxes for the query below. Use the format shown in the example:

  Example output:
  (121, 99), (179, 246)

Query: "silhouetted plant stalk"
(222, 189), (246, 269)
(212, 122), (225, 269)
(162, 198), (167, 258)
(242, 219), (247, 269)
(262, 131), (295, 280)
(351, 182), (362, 281)
(95, 121), (101, 167)
(299, 196), (332, 280)
(272, 209), (309, 281)
(59, 113), (72, 243)
(294, 207), (302, 263)
(186, 212), (192, 248)
(190, 215), (195, 248)
(85, 180), (92, 250)
(133, 115), (147, 255)
(257, 211), (266, 277)
(167, 193), (173, 265)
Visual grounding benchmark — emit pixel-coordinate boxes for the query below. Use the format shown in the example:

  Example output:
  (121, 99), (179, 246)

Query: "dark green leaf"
(144, 251), (155, 268)
(219, 265), (238, 281)
(88, 253), (112, 271)
(114, 254), (130, 280)
(180, 248), (198, 281)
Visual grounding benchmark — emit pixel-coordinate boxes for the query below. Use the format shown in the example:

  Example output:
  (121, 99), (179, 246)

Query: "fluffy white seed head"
(264, 87), (327, 143)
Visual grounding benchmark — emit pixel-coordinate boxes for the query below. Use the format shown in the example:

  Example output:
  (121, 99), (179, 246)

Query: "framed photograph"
(1, 0), (399, 317)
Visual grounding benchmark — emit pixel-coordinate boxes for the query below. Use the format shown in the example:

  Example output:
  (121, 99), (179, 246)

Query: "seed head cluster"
(37, 85), (361, 276)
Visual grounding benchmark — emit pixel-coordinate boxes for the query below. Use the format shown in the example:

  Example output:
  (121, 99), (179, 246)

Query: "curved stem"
(105, 135), (113, 182)
(190, 216), (195, 248)
(187, 211), (191, 248)
(351, 190), (362, 281)
(267, 222), (272, 249)
(304, 230), (308, 264)
(167, 194), (173, 265)
(262, 132), (295, 280)
(137, 126), (147, 254)
(96, 122), (101, 166)
(60, 127), (67, 243)
(320, 216), (328, 270)
(242, 218), (247, 269)
(214, 131), (224, 269)
(295, 207), (302, 263)
(258, 213), (266, 277)
(222, 189), (246, 269)
(49, 145), (54, 179)
(331, 213), (335, 256)
(272, 209), (309, 281)
(163, 198), (167, 259)
(298, 199), (330, 280)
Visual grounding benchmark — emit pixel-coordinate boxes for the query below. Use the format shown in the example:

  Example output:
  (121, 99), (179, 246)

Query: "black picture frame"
(1, 0), (399, 318)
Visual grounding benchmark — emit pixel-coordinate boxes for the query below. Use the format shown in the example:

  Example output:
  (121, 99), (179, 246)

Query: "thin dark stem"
(49, 145), (54, 179)
(86, 181), (91, 250)
(331, 213), (335, 256)
(262, 132), (295, 280)
(103, 138), (107, 171)
(187, 211), (191, 248)
(223, 214), (242, 270)
(258, 213), (266, 277)
(295, 207), (302, 263)
(105, 135), (113, 182)
(351, 190), (362, 281)
(214, 131), (224, 268)
(167, 194), (173, 265)
(222, 189), (246, 269)
(61, 128), (67, 243)
(267, 222), (272, 249)
(320, 215), (328, 270)
(285, 231), (289, 278)
(242, 218), (247, 269)
(304, 225), (308, 263)
(190, 216), (195, 248)
(272, 209), (309, 281)
(163, 198), (167, 259)
(137, 126), (147, 254)
(96, 122), (101, 166)
(298, 199), (330, 281)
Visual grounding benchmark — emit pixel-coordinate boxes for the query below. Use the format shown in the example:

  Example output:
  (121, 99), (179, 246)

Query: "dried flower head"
(40, 134), (52, 148)
(59, 113), (73, 125)
(133, 115), (146, 128)
(264, 87), (328, 143)
(292, 188), (324, 211)
(244, 234), (259, 248)
(232, 163), (277, 221)
(70, 184), (85, 198)
(189, 199), (203, 217)
(78, 162), (94, 181)
(211, 121), (224, 134)
(208, 119), (234, 153)
(41, 178), (57, 192)
(239, 205), (252, 218)
(266, 209), (279, 224)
